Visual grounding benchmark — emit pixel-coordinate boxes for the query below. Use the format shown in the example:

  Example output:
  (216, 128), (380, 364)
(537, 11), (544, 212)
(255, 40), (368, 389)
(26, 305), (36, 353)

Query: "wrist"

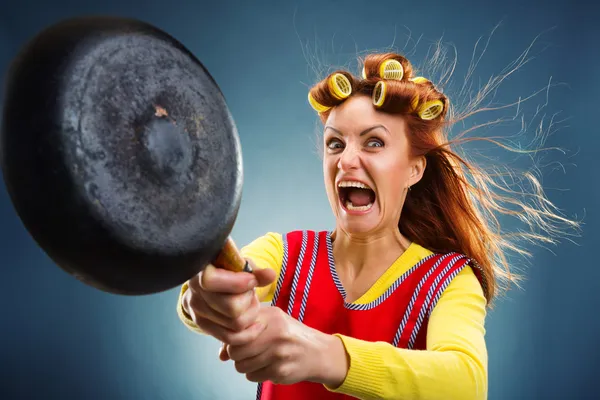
(311, 332), (349, 388)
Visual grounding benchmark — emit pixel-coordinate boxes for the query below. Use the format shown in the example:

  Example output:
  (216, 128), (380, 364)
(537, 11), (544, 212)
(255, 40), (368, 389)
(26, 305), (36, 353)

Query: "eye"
(366, 138), (384, 148)
(326, 138), (344, 150)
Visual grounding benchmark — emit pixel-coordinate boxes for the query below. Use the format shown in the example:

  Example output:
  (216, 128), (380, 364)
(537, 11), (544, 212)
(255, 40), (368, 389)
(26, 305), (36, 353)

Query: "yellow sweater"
(177, 232), (488, 400)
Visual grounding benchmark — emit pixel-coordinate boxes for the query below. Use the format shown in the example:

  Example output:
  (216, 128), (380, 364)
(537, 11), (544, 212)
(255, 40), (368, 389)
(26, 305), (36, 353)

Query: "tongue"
(347, 188), (374, 207)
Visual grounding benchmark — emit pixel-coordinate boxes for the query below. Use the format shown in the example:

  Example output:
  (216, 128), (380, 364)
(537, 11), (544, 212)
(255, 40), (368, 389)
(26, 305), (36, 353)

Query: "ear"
(409, 155), (426, 186)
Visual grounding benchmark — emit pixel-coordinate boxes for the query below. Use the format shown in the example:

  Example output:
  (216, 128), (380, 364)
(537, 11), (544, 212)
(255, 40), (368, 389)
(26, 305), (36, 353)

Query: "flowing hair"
(305, 39), (581, 306)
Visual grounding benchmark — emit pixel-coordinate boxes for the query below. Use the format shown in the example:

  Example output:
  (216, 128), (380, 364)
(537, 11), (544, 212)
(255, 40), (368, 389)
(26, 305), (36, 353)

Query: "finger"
(227, 334), (270, 362)
(251, 266), (277, 288)
(198, 264), (258, 294)
(219, 343), (230, 361)
(190, 290), (260, 330)
(245, 364), (291, 384)
(181, 287), (194, 317)
(193, 316), (266, 346)
(233, 349), (274, 375)
(201, 288), (259, 322)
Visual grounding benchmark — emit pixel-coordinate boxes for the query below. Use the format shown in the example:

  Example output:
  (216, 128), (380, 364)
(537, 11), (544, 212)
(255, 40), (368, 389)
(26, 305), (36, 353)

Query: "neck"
(330, 225), (411, 279)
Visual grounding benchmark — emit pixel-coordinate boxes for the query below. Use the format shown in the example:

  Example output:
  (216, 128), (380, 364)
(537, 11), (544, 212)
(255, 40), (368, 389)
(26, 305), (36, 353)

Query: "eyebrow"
(324, 124), (389, 136)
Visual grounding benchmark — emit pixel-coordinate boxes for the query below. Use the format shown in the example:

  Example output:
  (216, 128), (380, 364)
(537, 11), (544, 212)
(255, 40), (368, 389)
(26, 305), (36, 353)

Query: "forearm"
(322, 268), (488, 400)
(324, 335), (487, 400)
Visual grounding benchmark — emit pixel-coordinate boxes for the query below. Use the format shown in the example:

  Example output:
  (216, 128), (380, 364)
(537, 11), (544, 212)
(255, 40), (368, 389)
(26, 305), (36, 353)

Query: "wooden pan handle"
(213, 237), (253, 273)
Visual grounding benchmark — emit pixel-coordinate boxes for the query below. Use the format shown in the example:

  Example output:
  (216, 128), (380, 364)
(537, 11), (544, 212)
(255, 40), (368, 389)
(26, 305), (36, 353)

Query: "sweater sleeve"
(176, 232), (284, 334)
(325, 266), (488, 400)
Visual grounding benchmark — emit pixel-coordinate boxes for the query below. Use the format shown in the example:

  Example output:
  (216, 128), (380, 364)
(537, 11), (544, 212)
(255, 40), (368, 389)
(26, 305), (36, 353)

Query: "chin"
(338, 219), (379, 235)
(336, 202), (382, 235)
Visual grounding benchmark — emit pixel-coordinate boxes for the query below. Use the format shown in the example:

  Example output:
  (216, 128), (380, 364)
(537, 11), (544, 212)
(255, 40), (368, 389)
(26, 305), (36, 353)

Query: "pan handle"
(213, 237), (253, 274)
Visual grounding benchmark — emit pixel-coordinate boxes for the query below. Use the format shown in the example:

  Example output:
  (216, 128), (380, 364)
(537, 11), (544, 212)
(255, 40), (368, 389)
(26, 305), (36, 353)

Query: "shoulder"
(241, 229), (329, 250)
(411, 245), (487, 333)
(241, 230), (326, 303)
(243, 231), (284, 248)
(411, 242), (486, 300)
(240, 232), (285, 267)
(274, 230), (334, 249)
(242, 230), (325, 248)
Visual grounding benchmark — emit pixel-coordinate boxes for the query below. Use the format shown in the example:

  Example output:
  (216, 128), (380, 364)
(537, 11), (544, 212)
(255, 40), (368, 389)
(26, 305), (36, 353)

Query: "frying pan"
(0, 16), (252, 295)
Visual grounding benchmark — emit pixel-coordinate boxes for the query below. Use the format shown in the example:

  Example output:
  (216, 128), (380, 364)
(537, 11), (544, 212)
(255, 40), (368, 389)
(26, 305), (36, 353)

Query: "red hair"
(308, 52), (580, 306)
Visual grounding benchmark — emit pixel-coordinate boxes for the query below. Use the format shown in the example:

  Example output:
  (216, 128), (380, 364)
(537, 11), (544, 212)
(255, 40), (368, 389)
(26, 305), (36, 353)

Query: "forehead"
(324, 95), (406, 135)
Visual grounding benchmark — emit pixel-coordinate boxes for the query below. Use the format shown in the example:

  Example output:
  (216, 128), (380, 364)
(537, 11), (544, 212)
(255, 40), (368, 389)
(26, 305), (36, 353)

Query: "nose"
(338, 144), (361, 171)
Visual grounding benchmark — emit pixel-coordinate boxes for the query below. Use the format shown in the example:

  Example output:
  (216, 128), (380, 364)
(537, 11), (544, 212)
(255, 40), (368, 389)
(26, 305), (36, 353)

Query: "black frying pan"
(0, 16), (252, 295)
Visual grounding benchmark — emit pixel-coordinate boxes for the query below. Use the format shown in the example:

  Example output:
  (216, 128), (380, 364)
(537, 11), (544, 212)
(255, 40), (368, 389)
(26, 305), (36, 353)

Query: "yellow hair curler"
(328, 73), (352, 100)
(379, 59), (404, 80)
(361, 66), (367, 79)
(307, 73), (352, 113)
(372, 80), (387, 107)
(307, 91), (331, 113)
(410, 76), (430, 84)
(410, 95), (419, 112)
(417, 100), (444, 120)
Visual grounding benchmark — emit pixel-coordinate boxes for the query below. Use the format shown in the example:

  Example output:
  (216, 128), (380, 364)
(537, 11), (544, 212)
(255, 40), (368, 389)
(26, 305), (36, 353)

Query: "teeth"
(345, 201), (373, 211)
(338, 181), (371, 189)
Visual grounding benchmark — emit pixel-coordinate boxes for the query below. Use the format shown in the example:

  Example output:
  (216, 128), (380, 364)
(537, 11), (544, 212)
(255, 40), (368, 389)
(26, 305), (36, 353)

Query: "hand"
(221, 306), (350, 387)
(181, 261), (277, 345)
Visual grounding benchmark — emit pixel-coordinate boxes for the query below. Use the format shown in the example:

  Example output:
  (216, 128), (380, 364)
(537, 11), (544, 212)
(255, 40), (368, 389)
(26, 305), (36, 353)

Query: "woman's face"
(323, 95), (425, 236)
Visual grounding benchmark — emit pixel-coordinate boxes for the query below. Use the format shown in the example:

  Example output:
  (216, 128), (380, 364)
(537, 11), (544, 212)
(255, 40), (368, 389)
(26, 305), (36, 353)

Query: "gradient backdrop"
(1, 0), (597, 399)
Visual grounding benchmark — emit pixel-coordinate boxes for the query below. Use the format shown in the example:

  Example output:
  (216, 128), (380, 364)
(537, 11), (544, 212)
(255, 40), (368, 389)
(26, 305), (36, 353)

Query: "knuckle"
(185, 287), (198, 302)
(227, 334), (245, 347)
(248, 325), (262, 342)
(219, 303), (239, 319)
(187, 274), (201, 290)
(186, 308), (197, 322)
(199, 265), (220, 288)
(200, 293), (226, 315)
(224, 328), (247, 346)
(271, 318), (291, 339)
(234, 323), (260, 345)
(226, 346), (239, 361)
(234, 361), (246, 373)
(229, 304), (245, 319)
(270, 306), (285, 320)
(188, 294), (206, 316)
(281, 325), (293, 341)
(221, 331), (235, 344)
(226, 294), (250, 318)
(231, 278), (247, 293)
(189, 311), (204, 327)
(181, 291), (192, 312)
(273, 346), (288, 361)
(230, 316), (248, 331)
(198, 271), (212, 289)
(274, 365), (291, 383)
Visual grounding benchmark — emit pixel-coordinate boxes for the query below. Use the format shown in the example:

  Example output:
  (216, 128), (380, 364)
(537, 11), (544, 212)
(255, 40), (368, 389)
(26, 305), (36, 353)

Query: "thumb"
(251, 266), (277, 287)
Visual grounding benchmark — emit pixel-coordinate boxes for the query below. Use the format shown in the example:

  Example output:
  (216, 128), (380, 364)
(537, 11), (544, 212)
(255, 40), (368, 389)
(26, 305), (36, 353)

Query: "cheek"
(323, 154), (337, 175)
(370, 157), (410, 194)
(323, 157), (337, 189)
(382, 174), (405, 196)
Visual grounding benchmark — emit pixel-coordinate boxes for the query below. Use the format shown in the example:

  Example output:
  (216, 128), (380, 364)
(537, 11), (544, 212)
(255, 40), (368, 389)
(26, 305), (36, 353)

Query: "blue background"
(1, 0), (597, 399)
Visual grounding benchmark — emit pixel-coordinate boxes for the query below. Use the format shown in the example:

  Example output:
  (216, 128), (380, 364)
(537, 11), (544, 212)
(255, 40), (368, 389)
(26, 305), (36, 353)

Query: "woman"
(177, 52), (575, 400)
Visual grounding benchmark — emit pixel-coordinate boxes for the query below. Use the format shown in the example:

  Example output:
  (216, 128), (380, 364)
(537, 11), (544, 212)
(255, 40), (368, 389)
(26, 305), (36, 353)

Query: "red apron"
(257, 230), (484, 400)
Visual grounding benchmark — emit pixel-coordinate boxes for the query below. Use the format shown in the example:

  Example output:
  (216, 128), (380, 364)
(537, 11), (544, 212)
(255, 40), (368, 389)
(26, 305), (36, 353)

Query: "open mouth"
(337, 181), (376, 212)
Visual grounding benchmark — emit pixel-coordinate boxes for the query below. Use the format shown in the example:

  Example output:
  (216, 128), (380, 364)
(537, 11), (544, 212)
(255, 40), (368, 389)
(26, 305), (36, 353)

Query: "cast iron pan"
(0, 16), (252, 295)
